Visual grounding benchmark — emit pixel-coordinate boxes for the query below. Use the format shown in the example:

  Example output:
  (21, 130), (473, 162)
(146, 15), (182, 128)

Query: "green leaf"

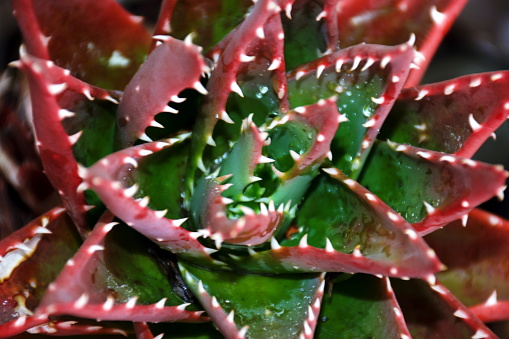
(171, 0), (254, 52)
(315, 274), (406, 339)
(287, 43), (413, 177)
(102, 224), (185, 306)
(180, 262), (322, 339)
(379, 71), (509, 157)
(70, 100), (117, 168)
(134, 140), (190, 220)
(392, 279), (493, 338)
(426, 209), (509, 307)
(358, 140), (507, 232)
(283, 172), (434, 271)
(282, 1), (327, 70)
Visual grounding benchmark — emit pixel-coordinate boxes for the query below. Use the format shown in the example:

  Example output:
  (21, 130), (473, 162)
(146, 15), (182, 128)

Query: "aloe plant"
(1, 0), (509, 338)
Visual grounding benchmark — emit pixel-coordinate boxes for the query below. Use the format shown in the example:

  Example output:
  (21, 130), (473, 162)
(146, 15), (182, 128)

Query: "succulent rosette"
(1, 0), (509, 338)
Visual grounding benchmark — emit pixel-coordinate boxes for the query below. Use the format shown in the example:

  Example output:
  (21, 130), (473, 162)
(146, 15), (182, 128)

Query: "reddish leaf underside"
(13, 0), (151, 89)
(117, 37), (208, 148)
(17, 53), (102, 236)
(426, 209), (509, 323)
(287, 42), (415, 177)
(381, 71), (509, 158)
(180, 262), (324, 339)
(392, 279), (496, 339)
(315, 275), (411, 339)
(335, 0), (468, 86)
(0, 207), (81, 337)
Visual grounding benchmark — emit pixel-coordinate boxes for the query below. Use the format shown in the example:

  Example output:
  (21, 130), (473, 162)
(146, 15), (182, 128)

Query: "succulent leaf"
(17, 52), (90, 235)
(283, 169), (442, 278)
(426, 209), (509, 323)
(381, 71), (509, 157)
(117, 36), (208, 148)
(12, 0), (151, 89)
(359, 140), (508, 234)
(38, 212), (207, 324)
(392, 279), (496, 338)
(287, 43), (415, 177)
(0, 207), (81, 336)
(4, 0), (509, 337)
(335, 0), (469, 86)
(315, 275), (411, 339)
(180, 262), (325, 339)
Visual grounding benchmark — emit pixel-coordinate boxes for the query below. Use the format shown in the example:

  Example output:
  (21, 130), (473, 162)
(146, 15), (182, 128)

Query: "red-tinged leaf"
(38, 213), (207, 324)
(0, 72), (56, 218)
(117, 37), (208, 148)
(315, 275), (411, 339)
(392, 279), (496, 339)
(197, 11), (289, 194)
(380, 71), (509, 158)
(21, 320), (128, 337)
(188, 0), (282, 192)
(12, 0), (152, 89)
(10, 0), (50, 60)
(134, 322), (156, 339)
(425, 209), (509, 323)
(267, 97), (341, 181)
(191, 176), (284, 247)
(153, 0), (253, 53)
(14, 53), (121, 167)
(180, 262), (325, 339)
(282, 0), (340, 70)
(0, 207), (81, 337)
(280, 169), (442, 279)
(334, 0), (468, 86)
(470, 301), (509, 324)
(287, 43), (414, 177)
(359, 141), (508, 235)
(83, 141), (218, 266)
(19, 54), (121, 234)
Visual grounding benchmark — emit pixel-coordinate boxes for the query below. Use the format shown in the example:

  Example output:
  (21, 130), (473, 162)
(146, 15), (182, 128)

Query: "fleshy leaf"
(117, 37), (208, 148)
(12, 0), (152, 89)
(334, 0), (468, 86)
(16, 52), (119, 235)
(0, 72), (56, 217)
(380, 71), (509, 157)
(38, 212), (207, 324)
(315, 275), (410, 339)
(0, 207), (81, 337)
(83, 140), (219, 267)
(282, 0), (329, 70)
(359, 140), (508, 234)
(180, 262), (324, 339)
(191, 176), (283, 247)
(155, 0), (253, 52)
(392, 279), (496, 338)
(281, 169), (442, 278)
(134, 140), (191, 219)
(24, 321), (128, 336)
(287, 43), (415, 177)
(188, 0), (283, 193)
(425, 209), (509, 323)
